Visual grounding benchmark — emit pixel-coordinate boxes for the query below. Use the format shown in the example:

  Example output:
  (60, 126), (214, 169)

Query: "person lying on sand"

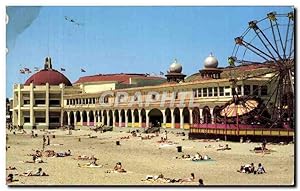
(22, 155), (45, 163)
(75, 155), (97, 160)
(142, 174), (179, 183)
(237, 163), (255, 174)
(120, 136), (130, 139)
(6, 174), (18, 183)
(192, 153), (203, 161)
(43, 150), (56, 157)
(78, 158), (103, 168)
(56, 150), (71, 157)
(20, 168), (49, 176)
(6, 166), (17, 170)
(176, 154), (191, 160)
(106, 162), (127, 173)
(217, 144), (231, 151)
(179, 173), (195, 183)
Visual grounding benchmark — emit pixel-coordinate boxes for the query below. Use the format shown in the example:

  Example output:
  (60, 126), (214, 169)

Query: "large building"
(12, 55), (275, 130)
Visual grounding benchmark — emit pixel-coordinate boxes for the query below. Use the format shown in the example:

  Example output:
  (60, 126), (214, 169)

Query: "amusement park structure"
(189, 11), (295, 142)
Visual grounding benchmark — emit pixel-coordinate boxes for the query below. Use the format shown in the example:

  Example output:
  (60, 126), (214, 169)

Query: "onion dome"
(204, 53), (218, 68)
(169, 59), (183, 73)
(24, 57), (72, 86)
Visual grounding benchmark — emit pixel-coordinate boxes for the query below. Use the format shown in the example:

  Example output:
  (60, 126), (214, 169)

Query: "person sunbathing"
(203, 155), (211, 160)
(217, 144), (231, 151)
(20, 168), (49, 176)
(179, 173), (195, 183)
(192, 153), (203, 161)
(76, 155), (97, 160)
(237, 163), (254, 174)
(113, 162), (127, 173)
(78, 158), (103, 167)
(120, 136), (130, 139)
(56, 150), (71, 157)
(6, 166), (17, 170)
(6, 174), (18, 183)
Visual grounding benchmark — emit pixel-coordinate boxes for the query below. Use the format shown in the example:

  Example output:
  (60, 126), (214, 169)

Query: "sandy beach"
(6, 128), (294, 186)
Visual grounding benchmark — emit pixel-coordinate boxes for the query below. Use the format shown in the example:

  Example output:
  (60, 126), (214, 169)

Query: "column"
(146, 110), (149, 128)
(30, 83), (34, 127)
(80, 111), (83, 126)
(67, 112), (70, 126)
(180, 108), (184, 129)
(93, 110), (96, 126)
(98, 111), (101, 125)
(119, 111), (122, 127)
(199, 108), (203, 124)
(189, 109), (193, 126)
(113, 110), (116, 128)
(162, 110), (166, 128)
(107, 112), (111, 127)
(87, 111), (90, 126)
(125, 110), (128, 127)
(139, 110), (142, 128)
(74, 113), (77, 128)
(171, 109), (174, 129)
(17, 84), (21, 126)
(131, 111), (135, 128)
(210, 108), (214, 124)
(45, 83), (49, 128)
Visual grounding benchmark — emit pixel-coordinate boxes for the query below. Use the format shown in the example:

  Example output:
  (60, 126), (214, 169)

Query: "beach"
(6, 128), (294, 186)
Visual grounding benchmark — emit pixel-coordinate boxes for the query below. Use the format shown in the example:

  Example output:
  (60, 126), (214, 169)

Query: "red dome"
(24, 69), (72, 86)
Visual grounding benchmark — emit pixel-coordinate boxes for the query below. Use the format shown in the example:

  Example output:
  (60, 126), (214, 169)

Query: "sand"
(6, 128), (294, 186)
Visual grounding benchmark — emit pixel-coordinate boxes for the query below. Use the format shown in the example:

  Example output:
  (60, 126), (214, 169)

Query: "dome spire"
(44, 56), (52, 70)
(204, 53), (218, 68)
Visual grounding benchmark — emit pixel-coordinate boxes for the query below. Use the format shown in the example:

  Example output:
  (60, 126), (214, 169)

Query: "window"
(35, 100), (45, 105)
(253, 85), (259, 96)
(244, 85), (251, 95)
(193, 89), (197, 98)
(24, 117), (30, 123)
(203, 88), (207, 97)
(35, 117), (45, 123)
(49, 117), (60, 123)
(24, 100), (30, 105)
(225, 92), (230, 96)
(66, 99), (69, 105)
(219, 87), (224, 96)
(118, 95), (125, 103)
(214, 87), (218, 96)
(198, 88), (202, 97)
(261, 86), (268, 96)
(104, 96), (109, 103)
(134, 95), (138, 101)
(49, 100), (60, 106)
(152, 94), (156, 100)
(208, 87), (213, 97)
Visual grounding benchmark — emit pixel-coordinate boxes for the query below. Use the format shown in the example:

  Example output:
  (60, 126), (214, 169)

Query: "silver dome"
(169, 59), (182, 73)
(204, 53), (218, 68)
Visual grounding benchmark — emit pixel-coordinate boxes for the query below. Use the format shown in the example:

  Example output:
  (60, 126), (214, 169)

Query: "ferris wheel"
(220, 11), (295, 129)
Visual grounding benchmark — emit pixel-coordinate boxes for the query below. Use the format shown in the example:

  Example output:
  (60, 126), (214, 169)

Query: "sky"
(6, 6), (294, 98)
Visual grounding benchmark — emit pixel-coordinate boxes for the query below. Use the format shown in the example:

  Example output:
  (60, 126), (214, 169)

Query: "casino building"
(12, 55), (272, 130)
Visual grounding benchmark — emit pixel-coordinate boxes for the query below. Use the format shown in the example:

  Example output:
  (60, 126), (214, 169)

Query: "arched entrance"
(63, 111), (68, 125)
(82, 111), (87, 126)
(192, 107), (200, 124)
(69, 111), (74, 126)
(213, 106), (222, 124)
(127, 109), (132, 127)
(89, 111), (94, 126)
(133, 109), (139, 127)
(183, 107), (190, 124)
(103, 110), (107, 125)
(75, 111), (81, 125)
(173, 108), (180, 128)
(141, 109), (146, 127)
(120, 109), (125, 127)
(148, 108), (163, 127)
(109, 110), (113, 126)
(114, 110), (119, 126)
(202, 106), (211, 124)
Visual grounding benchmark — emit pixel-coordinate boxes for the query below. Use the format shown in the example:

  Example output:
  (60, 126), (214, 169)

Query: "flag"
(81, 68), (86, 72)
(27, 70), (32, 73)
(60, 68), (66, 71)
(34, 67), (39, 71)
(19, 69), (25, 74)
(160, 71), (164, 75)
(24, 67), (30, 71)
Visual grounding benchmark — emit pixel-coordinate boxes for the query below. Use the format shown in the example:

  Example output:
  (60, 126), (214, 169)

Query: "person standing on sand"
(42, 135), (46, 151)
(198, 179), (204, 186)
(47, 135), (50, 145)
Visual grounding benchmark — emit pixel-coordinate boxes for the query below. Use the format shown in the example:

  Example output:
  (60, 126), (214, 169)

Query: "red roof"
(25, 69), (72, 86)
(74, 73), (164, 84)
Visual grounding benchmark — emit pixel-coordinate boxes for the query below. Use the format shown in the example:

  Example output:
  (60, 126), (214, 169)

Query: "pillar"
(125, 110), (128, 127)
(30, 83), (34, 127)
(139, 110), (142, 128)
(45, 83), (49, 128)
(119, 111), (122, 127)
(17, 84), (21, 126)
(74, 113), (77, 127)
(146, 110), (149, 128)
(80, 111), (83, 126)
(210, 108), (214, 124)
(180, 108), (184, 129)
(131, 111), (135, 127)
(199, 108), (203, 124)
(87, 111), (90, 126)
(113, 110), (116, 128)
(67, 111), (70, 126)
(102, 111), (106, 126)
(107, 112), (111, 127)
(98, 111), (101, 125)
(162, 110), (166, 128)
(189, 109), (193, 126)
(171, 109), (174, 128)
